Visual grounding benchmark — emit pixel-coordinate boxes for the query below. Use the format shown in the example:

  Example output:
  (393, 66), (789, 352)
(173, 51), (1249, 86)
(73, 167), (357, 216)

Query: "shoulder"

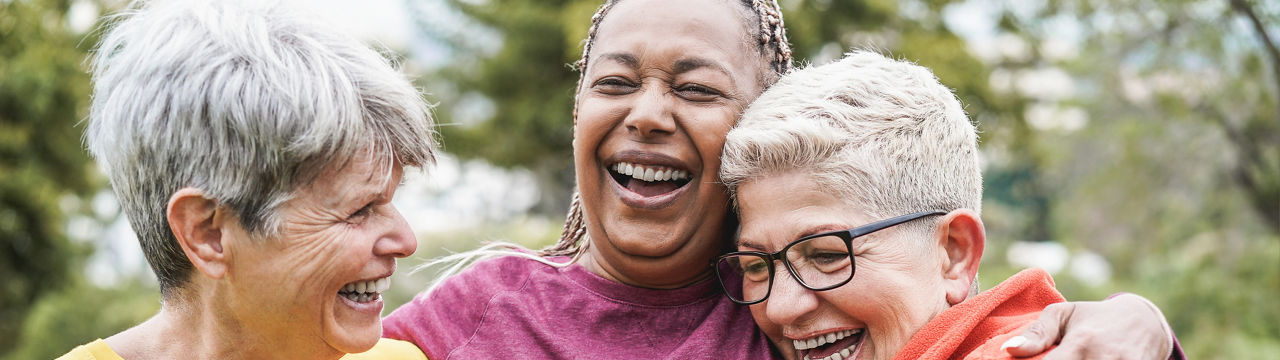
(381, 254), (563, 354)
(56, 339), (125, 360)
(389, 255), (552, 316)
(437, 255), (557, 295)
(342, 338), (429, 360)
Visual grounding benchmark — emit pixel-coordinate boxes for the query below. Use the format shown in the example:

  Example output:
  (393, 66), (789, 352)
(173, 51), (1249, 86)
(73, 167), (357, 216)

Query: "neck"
(580, 243), (716, 289)
(105, 287), (342, 360)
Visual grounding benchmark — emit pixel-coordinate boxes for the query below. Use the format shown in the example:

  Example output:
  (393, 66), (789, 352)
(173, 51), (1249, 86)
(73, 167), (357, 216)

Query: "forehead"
(591, 0), (761, 74)
(303, 152), (401, 207)
(736, 173), (871, 247)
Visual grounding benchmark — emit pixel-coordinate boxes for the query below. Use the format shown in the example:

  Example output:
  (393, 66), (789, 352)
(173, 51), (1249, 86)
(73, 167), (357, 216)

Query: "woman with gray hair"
(715, 51), (1181, 360)
(58, 0), (436, 359)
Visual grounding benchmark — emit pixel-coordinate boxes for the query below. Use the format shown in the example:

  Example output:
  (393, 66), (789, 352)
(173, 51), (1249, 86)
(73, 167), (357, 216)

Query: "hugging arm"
(1005, 293), (1184, 360)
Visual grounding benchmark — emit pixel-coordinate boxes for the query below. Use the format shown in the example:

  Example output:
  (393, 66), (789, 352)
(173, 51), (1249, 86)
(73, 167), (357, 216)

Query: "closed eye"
(675, 83), (721, 101)
(593, 77), (637, 95)
(347, 203), (375, 223)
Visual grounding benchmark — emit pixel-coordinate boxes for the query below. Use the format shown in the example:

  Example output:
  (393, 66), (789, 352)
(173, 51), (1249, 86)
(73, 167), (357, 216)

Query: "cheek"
(683, 108), (738, 173)
(750, 303), (784, 342)
(573, 98), (619, 149)
(275, 227), (361, 287)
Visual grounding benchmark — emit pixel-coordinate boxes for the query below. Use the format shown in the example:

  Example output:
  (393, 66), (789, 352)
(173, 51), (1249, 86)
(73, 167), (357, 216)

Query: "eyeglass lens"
(715, 234), (853, 303)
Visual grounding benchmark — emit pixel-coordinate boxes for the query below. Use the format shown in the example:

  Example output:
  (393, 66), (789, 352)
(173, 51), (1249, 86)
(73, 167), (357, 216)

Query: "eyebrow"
(736, 238), (765, 250)
(736, 224), (847, 251)
(599, 52), (639, 69)
(597, 52), (733, 78)
(673, 57), (731, 77)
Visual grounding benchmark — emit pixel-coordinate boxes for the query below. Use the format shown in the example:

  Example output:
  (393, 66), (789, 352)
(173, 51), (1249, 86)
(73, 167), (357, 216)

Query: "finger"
(1005, 302), (1076, 358)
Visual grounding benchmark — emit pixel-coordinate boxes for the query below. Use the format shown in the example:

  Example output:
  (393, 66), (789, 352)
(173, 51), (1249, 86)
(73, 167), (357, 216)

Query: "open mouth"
(794, 329), (865, 360)
(339, 277), (390, 303)
(608, 161), (693, 197)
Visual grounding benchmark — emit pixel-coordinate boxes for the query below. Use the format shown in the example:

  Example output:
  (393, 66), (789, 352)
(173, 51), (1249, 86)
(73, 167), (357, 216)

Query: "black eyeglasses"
(712, 211), (946, 305)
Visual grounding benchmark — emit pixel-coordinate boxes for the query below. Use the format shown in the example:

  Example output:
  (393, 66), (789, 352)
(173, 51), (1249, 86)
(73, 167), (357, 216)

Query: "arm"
(1003, 293), (1184, 360)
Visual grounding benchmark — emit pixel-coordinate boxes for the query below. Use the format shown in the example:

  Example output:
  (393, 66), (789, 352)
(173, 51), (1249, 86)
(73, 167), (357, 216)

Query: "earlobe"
(168, 188), (228, 279)
(938, 209), (985, 305)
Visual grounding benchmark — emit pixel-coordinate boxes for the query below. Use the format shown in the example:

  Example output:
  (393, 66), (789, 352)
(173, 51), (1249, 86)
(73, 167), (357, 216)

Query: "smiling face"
(219, 154), (417, 356)
(737, 172), (950, 360)
(573, 0), (766, 288)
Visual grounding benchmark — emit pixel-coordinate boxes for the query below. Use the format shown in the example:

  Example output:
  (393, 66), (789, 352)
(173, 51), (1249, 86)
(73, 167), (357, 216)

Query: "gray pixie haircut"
(87, 0), (437, 295)
(721, 51), (982, 232)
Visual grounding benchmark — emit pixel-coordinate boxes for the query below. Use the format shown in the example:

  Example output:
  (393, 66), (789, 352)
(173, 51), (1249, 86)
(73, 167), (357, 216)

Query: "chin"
(325, 324), (382, 354)
(325, 305), (384, 354)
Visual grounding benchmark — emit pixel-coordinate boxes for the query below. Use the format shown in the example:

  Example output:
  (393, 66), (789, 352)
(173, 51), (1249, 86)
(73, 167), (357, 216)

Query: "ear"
(937, 209), (985, 305)
(167, 188), (229, 279)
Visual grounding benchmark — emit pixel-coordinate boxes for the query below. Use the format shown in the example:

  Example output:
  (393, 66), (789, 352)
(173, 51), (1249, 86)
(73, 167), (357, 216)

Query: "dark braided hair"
(540, 0), (794, 258)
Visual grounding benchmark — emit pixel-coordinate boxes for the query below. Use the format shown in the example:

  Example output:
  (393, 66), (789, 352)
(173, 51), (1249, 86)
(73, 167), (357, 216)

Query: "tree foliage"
(0, 0), (97, 354)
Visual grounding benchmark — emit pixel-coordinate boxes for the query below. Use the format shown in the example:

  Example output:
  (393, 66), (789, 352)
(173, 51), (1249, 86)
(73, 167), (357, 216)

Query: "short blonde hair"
(721, 51), (981, 229)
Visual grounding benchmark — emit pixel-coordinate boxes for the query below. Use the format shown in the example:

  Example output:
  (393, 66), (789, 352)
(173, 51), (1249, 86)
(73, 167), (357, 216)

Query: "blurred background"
(1, 0), (1276, 358)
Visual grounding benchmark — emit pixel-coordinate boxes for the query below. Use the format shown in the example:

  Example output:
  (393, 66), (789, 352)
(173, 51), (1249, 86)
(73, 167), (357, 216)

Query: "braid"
(543, 0), (793, 259)
(541, 191), (590, 256)
(749, 0), (794, 75)
(538, 1), (618, 258)
(570, 1), (617, 126)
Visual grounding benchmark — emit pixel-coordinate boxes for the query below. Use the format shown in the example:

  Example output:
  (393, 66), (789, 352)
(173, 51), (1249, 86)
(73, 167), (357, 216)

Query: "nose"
(373, 205), (417, 258)
(764, 266), (820, 326)
(622, 82), (676, 138)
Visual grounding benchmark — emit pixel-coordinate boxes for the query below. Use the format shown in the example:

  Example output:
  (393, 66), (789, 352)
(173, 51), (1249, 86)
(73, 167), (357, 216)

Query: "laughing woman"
(383, 0), (1176, 358)
(58, 0), (435, 359)
(715, 51), (1183, 360)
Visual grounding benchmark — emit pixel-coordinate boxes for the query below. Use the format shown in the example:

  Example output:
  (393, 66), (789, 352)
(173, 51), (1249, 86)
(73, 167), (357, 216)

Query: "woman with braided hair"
(377, 0), (1177, 358)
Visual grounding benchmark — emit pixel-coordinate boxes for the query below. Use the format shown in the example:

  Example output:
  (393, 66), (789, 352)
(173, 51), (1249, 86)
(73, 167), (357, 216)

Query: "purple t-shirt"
(382, 256), (777, 359)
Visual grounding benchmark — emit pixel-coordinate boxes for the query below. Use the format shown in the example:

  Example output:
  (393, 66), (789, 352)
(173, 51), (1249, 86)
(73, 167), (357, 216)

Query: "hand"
(1003, 293), (1173, 359)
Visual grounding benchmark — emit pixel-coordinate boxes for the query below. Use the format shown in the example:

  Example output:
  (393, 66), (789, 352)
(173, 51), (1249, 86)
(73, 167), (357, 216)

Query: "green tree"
(0, 0), (98, 354)
(991, 0), (1280, 357)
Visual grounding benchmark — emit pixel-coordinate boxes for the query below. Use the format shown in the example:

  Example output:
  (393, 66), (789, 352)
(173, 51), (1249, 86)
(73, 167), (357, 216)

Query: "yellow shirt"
(57, 338), (427, 360)
(344, 338), (429, 360)
(56, 339), (124, 360)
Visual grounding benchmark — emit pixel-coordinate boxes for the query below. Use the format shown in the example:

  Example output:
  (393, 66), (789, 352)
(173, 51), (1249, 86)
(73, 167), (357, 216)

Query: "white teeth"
(611, 162), (690, 183)
(793, 329), (863, 352)
(840, 348), (851, 357)
(341, 277), (390, 301)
